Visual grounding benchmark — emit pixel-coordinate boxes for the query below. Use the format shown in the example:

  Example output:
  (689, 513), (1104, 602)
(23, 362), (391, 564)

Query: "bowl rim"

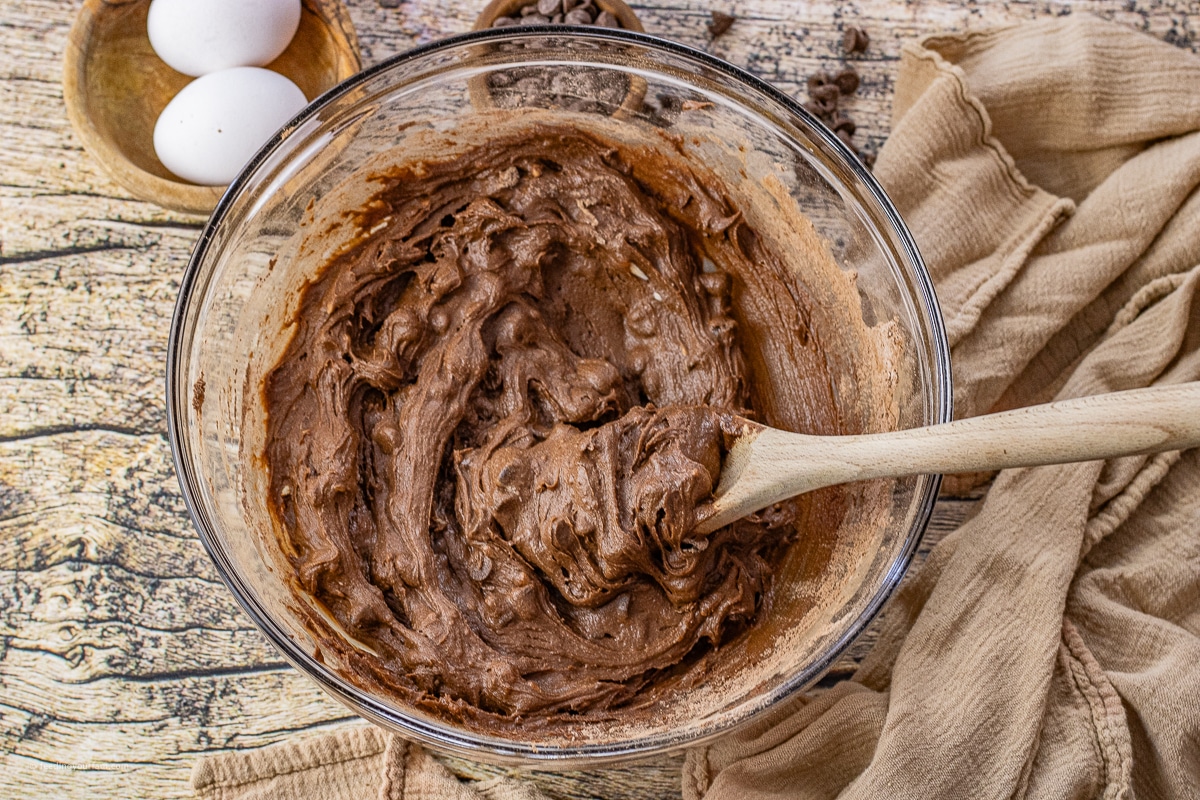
(166, 25), (952, 765)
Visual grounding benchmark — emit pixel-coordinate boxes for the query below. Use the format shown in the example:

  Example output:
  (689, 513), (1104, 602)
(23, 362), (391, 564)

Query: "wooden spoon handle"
(699, 382), (1200, 534)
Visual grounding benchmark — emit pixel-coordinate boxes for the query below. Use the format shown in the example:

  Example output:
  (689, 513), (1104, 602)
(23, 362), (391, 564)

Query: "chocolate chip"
(521, 3), (540, 15)
(377, 0), (401, 7)
(810, 84), (840, 107)
(831, 115), (856, 135)
(595, 10), (619, 27)
(562, 0), (579, 9)
(527, 13), (551, 23)
(708, 11), (736, 37)
(833, 69), (860, 95)
(564, 7), (592, 23)
(551, 12), (564, 22)
(836, 128), (854, 147)
(537, 0), (561, 15)
(492, 15), (517, 26)
(843, 26), (870, 54)
(803, 101), (834, 122)
(806, 72), (833, 94)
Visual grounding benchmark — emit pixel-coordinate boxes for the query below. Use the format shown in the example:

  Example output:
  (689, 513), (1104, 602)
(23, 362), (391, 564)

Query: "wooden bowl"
(63, 0), (361, 216)
(474, 0), (643, 31)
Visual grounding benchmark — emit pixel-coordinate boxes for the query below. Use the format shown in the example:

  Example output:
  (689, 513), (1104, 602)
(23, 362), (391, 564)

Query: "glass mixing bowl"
(167, 28), (950, 766)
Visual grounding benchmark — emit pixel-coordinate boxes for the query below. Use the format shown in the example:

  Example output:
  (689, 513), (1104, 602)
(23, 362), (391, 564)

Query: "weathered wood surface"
(0, 1), (1195, 797)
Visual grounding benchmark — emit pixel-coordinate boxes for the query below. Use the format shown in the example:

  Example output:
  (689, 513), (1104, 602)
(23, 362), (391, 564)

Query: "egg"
(153, 67), (307, 186)
(148, 0), (302, 78)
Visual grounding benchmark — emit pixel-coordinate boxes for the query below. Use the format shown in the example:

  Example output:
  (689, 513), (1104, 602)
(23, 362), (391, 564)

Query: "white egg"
(153, 67), (307, 186)
(148, 0), (302, 77)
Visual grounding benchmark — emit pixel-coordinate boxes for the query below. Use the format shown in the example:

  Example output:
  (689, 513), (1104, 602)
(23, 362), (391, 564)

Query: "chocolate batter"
(264, 127), (842, 730)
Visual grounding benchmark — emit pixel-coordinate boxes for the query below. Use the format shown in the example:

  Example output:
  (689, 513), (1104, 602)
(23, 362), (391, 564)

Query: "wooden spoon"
(697, 382), (1200, 534)
(63, 0), (361, 215)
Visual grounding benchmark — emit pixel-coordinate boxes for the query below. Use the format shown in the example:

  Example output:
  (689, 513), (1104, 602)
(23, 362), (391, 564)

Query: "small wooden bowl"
(63, 0), (361, 216)
(474, 0), (643, 32)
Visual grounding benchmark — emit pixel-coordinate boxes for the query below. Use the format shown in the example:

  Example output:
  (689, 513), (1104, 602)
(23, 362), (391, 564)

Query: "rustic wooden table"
(1, 1), (1195, 797)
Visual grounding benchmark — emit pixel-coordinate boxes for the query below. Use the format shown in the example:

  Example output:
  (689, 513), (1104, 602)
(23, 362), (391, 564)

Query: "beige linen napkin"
(193, 15), (1200, 800)
(191, 725), (546, 800)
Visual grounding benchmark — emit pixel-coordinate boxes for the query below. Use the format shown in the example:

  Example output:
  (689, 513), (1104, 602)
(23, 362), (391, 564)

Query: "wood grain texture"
(0, 1), (1194, 797)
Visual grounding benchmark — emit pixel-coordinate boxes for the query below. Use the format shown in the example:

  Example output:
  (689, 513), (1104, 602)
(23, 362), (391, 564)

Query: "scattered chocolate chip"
(843, 26), (870, 54)
(810, 98), (838, 118)
(564, 7), (592, 23)
(527, 13), (551, 23)
(552, 12), (564, 22)
(538, 0), (561, 15)
(681, 99), (715, 111)
(562, 0), (580, 9)
(521, 3), (540, 15)
(811, 83), (840, 104)
(806, 72), (833, 94)
(378, 0), (401, 7)
(833, 69), (860, 95)
(798, 29), (873, 168)
(708, 11), (736, 38)
(492, 15), (517, 26)
(805, 61), (863, 138)
(595, 10), (619, 27)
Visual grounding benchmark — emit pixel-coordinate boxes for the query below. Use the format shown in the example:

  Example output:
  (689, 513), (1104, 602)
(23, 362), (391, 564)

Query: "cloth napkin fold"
(193, 15), (1200, 800)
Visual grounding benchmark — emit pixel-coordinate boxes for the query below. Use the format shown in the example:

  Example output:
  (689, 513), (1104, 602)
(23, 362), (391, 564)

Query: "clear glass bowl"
(167, 28), (950, 766)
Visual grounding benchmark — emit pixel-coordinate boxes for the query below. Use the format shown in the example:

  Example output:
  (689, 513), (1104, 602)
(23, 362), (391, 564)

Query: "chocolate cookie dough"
(263, 127), (843, 729)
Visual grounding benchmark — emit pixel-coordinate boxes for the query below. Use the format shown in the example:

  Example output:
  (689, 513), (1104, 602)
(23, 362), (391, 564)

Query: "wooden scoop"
(697, 382), (1200, 534)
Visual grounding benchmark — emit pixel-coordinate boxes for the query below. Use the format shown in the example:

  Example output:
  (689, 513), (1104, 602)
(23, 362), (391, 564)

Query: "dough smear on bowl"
(262, 123), (880, 734)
